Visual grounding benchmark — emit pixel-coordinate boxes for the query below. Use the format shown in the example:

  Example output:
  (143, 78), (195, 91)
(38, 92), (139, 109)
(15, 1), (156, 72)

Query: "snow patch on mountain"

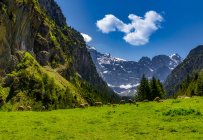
(103, 71), (108, 74)
(87, 46), (182, 96)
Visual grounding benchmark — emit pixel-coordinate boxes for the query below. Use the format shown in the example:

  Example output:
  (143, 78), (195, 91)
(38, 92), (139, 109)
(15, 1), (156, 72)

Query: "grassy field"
(1, 97), (203, 140)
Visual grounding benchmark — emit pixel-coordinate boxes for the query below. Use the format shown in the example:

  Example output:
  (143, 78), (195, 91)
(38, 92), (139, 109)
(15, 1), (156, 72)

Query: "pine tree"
(150, 77), (159, 100)
(157, 79), (166, 98)
(136, 75), (165, 101)
(136, 75), (150, 101)
(196, 75), (203, 96)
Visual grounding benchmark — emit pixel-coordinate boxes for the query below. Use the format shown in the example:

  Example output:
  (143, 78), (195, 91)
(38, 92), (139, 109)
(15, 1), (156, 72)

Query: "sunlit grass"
(1, 96), (203, 139)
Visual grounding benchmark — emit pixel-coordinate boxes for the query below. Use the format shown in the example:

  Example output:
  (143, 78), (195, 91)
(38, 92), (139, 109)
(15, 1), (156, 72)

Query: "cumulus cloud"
(96, 11), (163, 46)
(81, 33), (92, 43)
(96, 15), (131, 33)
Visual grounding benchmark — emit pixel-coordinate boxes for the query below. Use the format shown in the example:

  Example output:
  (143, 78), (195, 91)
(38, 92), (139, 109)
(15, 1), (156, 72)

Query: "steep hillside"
(1, 52), (85, 110)
(164, 45), (203, 96)
(88, 46), (182, 96)
(0, 0), (119, 110)
(174, 69), (203, 97)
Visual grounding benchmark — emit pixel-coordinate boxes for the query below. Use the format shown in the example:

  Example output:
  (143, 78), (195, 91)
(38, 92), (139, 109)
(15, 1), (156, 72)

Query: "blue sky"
(55, 0), (203, 61)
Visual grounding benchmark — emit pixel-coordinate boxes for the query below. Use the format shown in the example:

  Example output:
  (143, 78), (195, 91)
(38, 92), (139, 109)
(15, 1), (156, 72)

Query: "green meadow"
(1, 97), (203, 140)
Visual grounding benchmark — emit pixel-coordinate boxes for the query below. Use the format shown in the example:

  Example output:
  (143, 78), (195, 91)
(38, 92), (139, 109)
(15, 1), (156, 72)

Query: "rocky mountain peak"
(170, 53), (182, 64)
(38, 0), (66, 27)
(188, 45), (203, 56)
(138, 57), (151, 66)
(88, 46), (182, 96)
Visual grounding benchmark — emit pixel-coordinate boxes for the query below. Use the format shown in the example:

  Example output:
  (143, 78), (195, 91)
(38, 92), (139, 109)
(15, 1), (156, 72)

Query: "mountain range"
(88, 46), (182, 96)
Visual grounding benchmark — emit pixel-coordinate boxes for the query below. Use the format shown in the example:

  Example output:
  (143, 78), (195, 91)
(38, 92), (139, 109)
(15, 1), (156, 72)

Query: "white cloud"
(96, 14), (131, 33)
(96, 11), (163, 46)
(119, 84), (138, 89)
(81, 33), (92, 43)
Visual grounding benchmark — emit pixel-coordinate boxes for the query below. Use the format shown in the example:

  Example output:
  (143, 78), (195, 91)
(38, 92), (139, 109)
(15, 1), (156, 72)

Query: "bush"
(163, 108), (201, 116)
(0, 102), (12, 112)
(172, 100), (181, 104)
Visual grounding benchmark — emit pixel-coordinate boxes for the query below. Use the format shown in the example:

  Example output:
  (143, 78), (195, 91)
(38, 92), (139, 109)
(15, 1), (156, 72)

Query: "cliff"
(0, 0), (119, 110)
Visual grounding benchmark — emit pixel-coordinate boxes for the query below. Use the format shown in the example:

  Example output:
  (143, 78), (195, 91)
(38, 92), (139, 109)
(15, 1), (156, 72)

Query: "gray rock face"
(36, 51), (50, 66)
(38, 0), (66, 27)
(88, 46), (182, 96)
(0, 0), (36, 76)
(0, 0), (119, 103)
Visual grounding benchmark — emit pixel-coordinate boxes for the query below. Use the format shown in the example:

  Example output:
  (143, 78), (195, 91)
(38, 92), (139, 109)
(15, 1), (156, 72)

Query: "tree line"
(135, 75), (165, 101)
(175, 70), (203, 97)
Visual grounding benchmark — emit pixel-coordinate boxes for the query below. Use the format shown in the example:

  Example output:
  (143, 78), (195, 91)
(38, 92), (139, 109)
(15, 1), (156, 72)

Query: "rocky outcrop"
(38, 0), (66, 27)
(0, 0), (36, 74)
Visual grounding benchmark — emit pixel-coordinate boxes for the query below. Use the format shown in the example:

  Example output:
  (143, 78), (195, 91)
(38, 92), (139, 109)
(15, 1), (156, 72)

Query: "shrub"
(172, 100), (181, 104)
(163, 108), (201, 116)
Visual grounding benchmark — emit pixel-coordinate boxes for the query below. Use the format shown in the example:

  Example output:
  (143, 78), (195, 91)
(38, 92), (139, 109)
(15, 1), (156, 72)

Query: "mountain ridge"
(88, 46), (182, 96)
(164, 45), (203, 96)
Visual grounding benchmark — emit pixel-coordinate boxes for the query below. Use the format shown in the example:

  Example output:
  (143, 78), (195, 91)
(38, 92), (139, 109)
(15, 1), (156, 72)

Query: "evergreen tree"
(136, 75), (150, 101)
(157, 79), (166, 98)
(174, 70), (203, 97)
(197, 75), (203, 96)
(150, 77), (159, 100)
(136, 75), (165, 101)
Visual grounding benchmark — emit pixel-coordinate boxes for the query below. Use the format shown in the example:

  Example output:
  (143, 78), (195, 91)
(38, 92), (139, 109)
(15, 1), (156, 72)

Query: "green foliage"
(0, 2), (7, 14)
(50, 54), (60, 68)
(1, 0), (118, 110)
(49, 31), (60, 47)
(172, 100), (181, 104)
(71, 74), (119, 105)
(163, 108), (201, 116)
(150, 77), (160, 100)
(165, 45), (203, 96)
(136, 75), (165, 101)
(0, 86), (9, 103)
(136, 75), (150, 101)
(150, 78), (165, 100)
(176, 69), (203, 97)
(197, 71), (203, 96)
(2, 52), (82, 111)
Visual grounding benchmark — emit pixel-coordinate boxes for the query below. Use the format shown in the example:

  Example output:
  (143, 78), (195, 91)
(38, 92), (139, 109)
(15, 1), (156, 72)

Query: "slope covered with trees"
(0, 0), (119, 110)
(164, 45), (203, 96)
(174, 70), (203, 97)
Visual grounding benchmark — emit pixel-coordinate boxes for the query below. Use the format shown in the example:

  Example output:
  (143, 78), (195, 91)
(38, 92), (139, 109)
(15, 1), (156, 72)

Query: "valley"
(1, 0), (203, 139)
